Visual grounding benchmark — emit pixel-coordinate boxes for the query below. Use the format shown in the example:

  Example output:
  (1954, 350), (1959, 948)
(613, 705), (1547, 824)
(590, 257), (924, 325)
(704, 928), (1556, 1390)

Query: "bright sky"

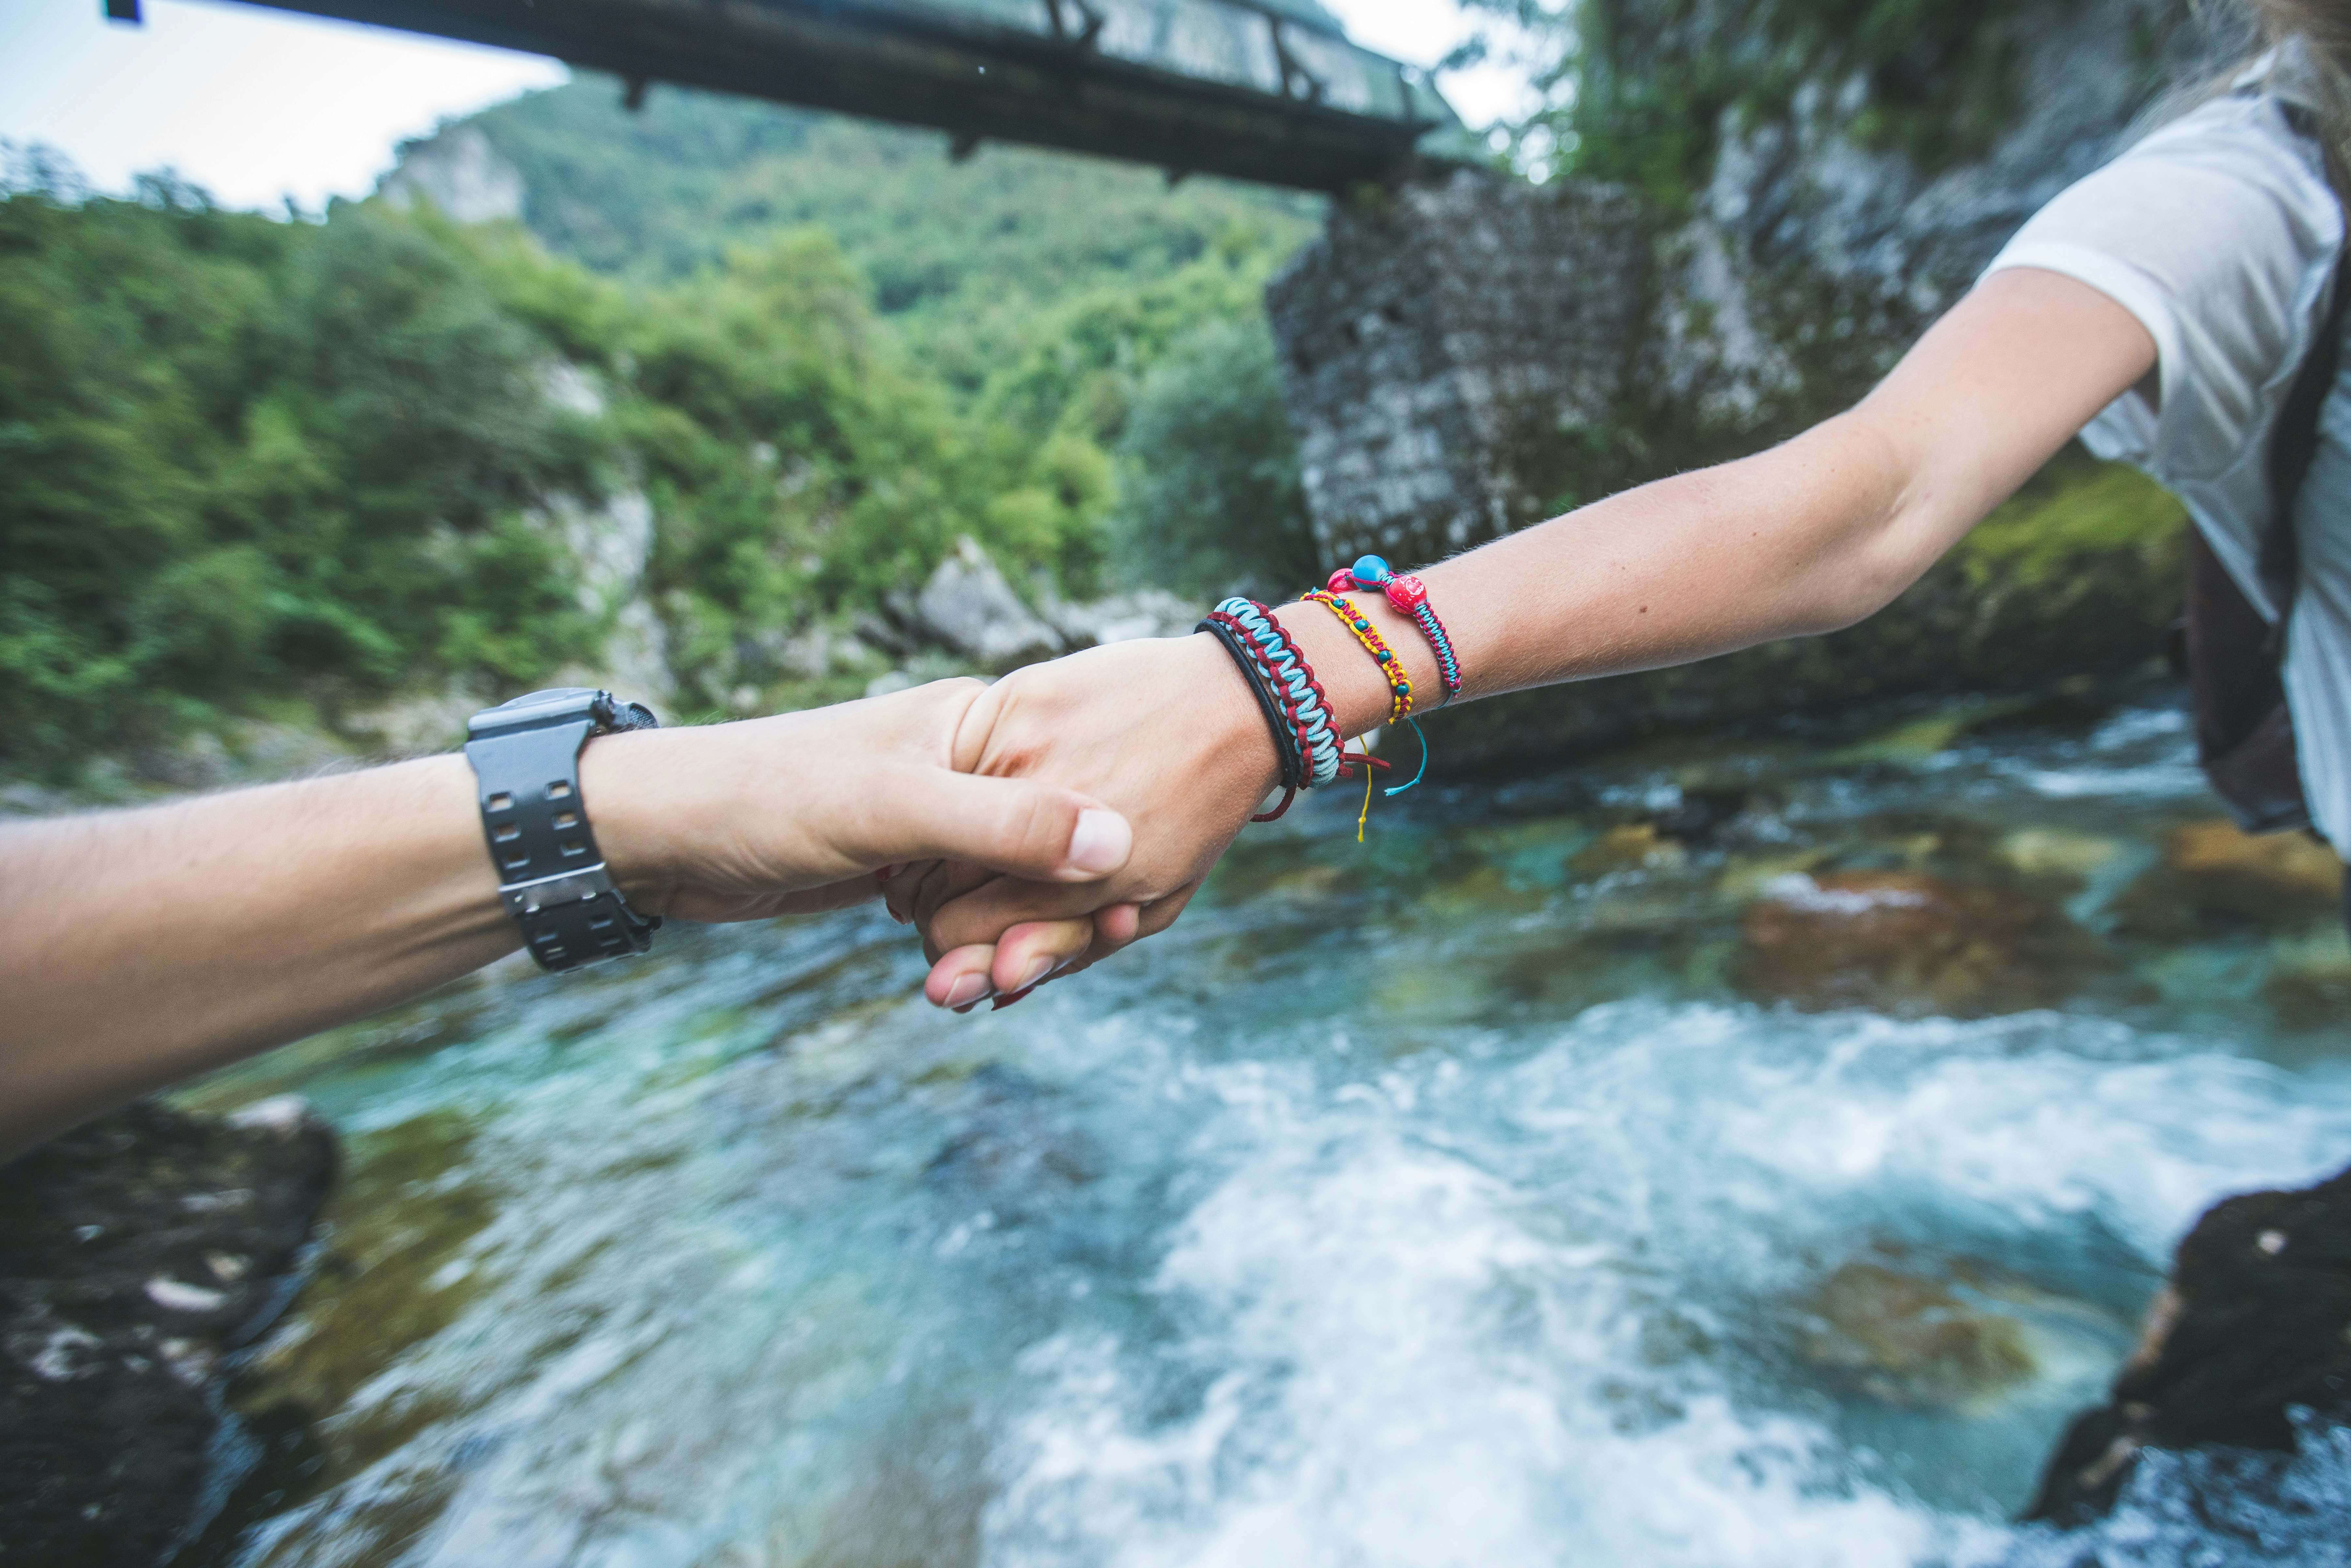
(0, 0), (1536, 213)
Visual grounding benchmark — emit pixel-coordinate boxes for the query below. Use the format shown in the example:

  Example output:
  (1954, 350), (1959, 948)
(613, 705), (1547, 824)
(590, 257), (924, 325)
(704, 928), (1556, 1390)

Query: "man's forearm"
(0, 756), (513, 1157)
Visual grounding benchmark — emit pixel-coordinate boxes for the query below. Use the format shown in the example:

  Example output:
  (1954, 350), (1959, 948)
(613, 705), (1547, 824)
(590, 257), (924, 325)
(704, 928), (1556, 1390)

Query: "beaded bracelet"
(1329, 554), (1462, 706)
(1302, 588), (1413, 725)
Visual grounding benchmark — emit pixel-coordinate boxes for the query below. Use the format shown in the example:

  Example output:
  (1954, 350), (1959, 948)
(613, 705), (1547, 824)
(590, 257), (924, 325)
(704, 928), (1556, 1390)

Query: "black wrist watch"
(464, 688), (663, 972)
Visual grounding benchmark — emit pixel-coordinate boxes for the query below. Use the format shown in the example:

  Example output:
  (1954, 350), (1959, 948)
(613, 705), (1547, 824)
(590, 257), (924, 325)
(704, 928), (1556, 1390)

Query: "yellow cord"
(1356, 747), (1375, 843)
(1303, 590), (1414, 725)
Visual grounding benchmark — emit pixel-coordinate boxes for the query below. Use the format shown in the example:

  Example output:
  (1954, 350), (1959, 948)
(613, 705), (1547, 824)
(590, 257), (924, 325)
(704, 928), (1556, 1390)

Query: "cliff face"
(1650, 0), (2216, 433)
(1268, 0), (2233, 771)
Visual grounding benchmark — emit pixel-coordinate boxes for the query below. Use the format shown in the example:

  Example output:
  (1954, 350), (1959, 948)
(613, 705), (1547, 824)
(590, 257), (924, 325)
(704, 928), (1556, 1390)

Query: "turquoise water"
(186, 696), (2351, 1567)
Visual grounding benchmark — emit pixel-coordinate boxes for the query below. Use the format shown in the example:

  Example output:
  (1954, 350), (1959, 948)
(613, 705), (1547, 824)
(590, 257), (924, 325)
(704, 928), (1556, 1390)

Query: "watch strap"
(464, 688), (661, 972)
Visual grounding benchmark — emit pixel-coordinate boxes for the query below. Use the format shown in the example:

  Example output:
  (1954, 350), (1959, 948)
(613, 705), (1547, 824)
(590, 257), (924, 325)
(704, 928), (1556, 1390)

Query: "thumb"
(850, 768), (1132, 884)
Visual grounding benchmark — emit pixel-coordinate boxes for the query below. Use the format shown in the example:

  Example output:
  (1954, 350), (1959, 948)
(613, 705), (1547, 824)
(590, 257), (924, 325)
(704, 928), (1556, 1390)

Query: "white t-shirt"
(1982, 58), (2351, 852)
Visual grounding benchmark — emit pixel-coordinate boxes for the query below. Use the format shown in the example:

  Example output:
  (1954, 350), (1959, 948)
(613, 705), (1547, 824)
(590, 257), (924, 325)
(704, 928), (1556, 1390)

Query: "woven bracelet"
(1217, 598), (1342, 787)
(1198, 612), (1304, 793)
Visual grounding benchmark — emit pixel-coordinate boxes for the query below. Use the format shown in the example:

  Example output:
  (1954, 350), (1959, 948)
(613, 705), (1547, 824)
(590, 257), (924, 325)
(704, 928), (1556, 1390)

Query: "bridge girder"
(213, 0), (1467, 192)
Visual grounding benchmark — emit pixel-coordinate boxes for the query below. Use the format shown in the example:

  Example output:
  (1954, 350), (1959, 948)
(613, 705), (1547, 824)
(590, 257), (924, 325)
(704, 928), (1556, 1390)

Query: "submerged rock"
(1734, 870), (2100, 1016)
(2024, 1162), (2351, 1529)
(1797, 1259), (2036, 1409)
(0, 1099), (336, 1566)
(2113, 819), (2345, 936)
(2268, 930), (2351, 1029)
(1571, 821), (1689, 877)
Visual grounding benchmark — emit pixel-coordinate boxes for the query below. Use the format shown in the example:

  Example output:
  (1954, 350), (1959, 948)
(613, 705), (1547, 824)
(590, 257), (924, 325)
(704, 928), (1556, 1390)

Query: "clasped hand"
(882, 631), (1280, 1011)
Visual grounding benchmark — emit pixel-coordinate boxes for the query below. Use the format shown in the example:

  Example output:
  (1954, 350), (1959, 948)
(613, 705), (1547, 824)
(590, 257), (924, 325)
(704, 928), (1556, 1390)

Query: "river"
(181, 686), (2351, 1567)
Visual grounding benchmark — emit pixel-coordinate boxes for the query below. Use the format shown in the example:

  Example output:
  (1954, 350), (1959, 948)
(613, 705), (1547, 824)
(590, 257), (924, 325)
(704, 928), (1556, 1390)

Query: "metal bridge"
(110, 0), (1466, 192)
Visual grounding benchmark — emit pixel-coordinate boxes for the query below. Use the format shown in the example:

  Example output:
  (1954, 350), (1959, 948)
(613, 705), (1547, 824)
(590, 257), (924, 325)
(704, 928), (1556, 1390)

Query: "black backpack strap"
(2258, 117), (2351, 648)
(2177, 194), (2348, 838)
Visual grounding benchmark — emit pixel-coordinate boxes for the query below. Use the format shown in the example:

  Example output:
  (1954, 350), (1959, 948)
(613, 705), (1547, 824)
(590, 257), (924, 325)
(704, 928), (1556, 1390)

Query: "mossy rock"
(2113, 819), (2345, 936)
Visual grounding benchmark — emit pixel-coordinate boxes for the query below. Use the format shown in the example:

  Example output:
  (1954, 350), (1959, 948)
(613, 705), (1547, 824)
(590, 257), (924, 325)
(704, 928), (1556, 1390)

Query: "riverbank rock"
(1734, 870), (2099, 1016)
(900, 536), (1064, 669)
(2024, 1162), (2351, 1528)
(0, 1098), (337, 1567)
(2113, 819), (2346, 936)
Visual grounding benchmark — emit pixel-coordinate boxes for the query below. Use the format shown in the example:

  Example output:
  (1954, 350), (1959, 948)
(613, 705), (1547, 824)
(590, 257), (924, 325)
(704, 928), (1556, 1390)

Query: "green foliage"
(1113, 318), (1317, 598)
(0, 176), (602, 768)
(7, 85), (1319, 766)
(461, 77), (1321, 395)
(1473, 0), (2067, 212)
(1959, 452), (2187, 588)
(616, 229), (990, 702)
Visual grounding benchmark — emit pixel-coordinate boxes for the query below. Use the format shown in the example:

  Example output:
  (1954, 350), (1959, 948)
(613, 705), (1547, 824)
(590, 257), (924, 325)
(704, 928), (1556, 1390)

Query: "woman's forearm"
(1271, 267), (2160, 739)
(1271, 414), (1914, 737)
(908, 269), (2163, 993)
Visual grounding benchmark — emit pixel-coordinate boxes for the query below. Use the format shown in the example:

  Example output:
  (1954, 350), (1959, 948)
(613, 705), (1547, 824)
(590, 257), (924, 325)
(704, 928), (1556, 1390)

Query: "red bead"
(1386, 574), (1428, 611)
(1327, 568), (1357, 594)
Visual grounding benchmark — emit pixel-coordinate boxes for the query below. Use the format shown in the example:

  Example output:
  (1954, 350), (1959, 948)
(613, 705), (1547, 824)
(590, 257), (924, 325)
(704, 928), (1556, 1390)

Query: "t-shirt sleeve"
(1982, 93), (2342, 482)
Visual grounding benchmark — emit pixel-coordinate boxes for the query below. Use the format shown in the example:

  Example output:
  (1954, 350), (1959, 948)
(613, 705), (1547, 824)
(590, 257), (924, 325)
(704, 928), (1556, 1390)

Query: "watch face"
(469, 688), (603, 739)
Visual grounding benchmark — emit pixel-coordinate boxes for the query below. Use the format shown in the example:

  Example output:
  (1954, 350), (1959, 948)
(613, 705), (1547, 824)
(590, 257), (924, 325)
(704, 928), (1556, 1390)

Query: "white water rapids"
(186, 699), (2351, 1568)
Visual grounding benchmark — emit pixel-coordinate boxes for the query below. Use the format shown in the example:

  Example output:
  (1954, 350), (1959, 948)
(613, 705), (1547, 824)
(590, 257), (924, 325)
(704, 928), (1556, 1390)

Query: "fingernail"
(1013, 954), (1053, 992)
(943, 972), (992, 1009)
(991, 985), (1037, 1010)
(1065, 809), (1131, 875)
(889, 906), (910, 926)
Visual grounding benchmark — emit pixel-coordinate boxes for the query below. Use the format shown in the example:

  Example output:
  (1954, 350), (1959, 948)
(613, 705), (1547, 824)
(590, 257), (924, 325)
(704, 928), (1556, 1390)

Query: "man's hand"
(584, 677), (1136, 924)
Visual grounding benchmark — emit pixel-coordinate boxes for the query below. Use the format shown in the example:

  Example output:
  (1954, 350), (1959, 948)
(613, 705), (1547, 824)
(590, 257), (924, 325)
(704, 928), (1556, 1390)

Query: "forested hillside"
(457, 77), (1323, 393)
(1, 82), (1328, 780)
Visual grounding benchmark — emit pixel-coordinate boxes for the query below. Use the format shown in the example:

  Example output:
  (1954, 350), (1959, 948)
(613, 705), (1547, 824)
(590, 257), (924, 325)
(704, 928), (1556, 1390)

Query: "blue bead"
(1351, 554), (1390, 584)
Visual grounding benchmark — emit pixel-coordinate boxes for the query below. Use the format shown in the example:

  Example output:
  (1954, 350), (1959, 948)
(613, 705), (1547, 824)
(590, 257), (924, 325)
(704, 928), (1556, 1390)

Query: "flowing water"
(181, 688), (2351, 1567)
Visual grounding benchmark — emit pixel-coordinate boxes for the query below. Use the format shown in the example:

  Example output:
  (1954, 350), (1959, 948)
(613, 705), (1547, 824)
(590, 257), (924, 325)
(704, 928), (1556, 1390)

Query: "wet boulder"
(1734, 870), (2100, 1017)
(2025, 1162), (2351, 1528)
(0, 1098), (336, 1567)
(2112, 819), (2344, 936)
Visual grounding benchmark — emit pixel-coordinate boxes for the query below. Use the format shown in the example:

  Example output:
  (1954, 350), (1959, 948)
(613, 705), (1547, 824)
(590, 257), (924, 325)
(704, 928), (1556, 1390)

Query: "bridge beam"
(225, 0), (1461, 192)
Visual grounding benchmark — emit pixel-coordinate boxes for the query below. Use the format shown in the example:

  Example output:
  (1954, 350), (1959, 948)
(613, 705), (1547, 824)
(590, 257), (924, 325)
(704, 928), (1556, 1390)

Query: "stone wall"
(1266, 175), (1652, 567)
(1263, 0), (2224, 772)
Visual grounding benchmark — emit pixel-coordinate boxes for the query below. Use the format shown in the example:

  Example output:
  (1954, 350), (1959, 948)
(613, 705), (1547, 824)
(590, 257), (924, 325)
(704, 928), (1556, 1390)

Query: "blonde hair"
(2235, 0), (2351, 180)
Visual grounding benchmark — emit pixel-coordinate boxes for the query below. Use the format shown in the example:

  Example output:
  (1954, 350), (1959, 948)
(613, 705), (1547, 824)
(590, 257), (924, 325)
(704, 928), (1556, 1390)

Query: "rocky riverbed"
(12, 680), (2351, 1566)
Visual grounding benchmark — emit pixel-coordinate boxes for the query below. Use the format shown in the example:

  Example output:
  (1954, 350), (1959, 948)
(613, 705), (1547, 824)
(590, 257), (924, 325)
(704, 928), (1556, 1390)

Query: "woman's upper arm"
(1847, 266), (2158, 576)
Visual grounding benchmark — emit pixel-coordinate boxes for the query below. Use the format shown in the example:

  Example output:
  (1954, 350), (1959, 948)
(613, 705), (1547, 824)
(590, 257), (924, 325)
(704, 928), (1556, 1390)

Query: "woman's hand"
(883, 634), (1286, 1009)
(583, 677), (1136, 924)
